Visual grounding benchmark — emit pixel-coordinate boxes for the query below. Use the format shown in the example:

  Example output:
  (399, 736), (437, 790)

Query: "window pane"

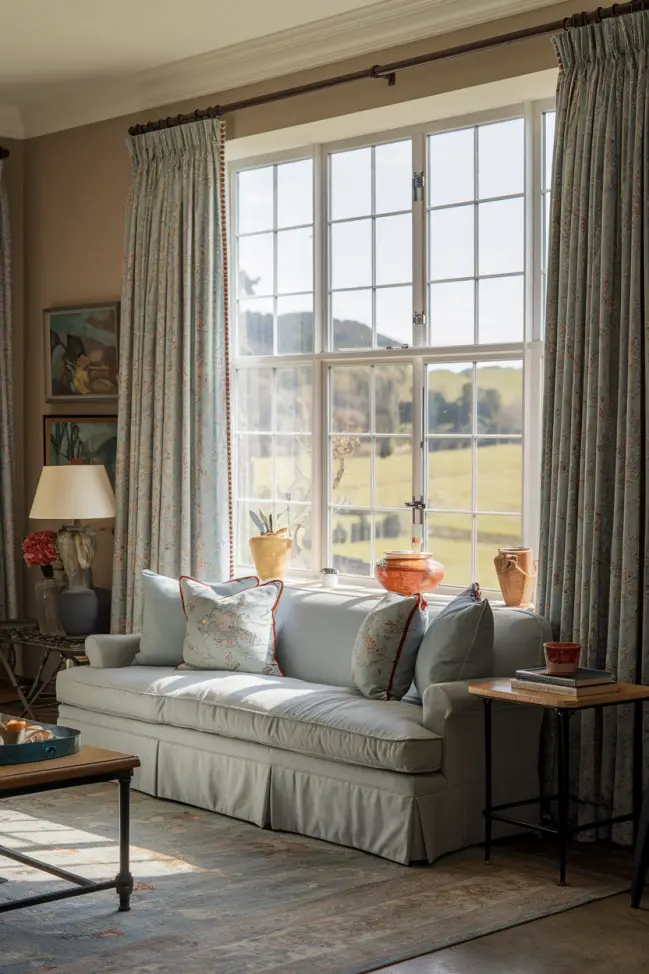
(236, 368), (272, 431)
(238, 297), (273, 356)
(331, 366), (371, 433)
(429, 280), (474, 346)
(544, 112), (556, 191)
(237, 434), (273, 499)
(277, 295), (313, 355)
(277, 228), (313, 294)
(428, 364), (473, 434)
(477, 361), (523, 435)
(376, 286), (412, 348)
(376, 214), (412, 285)
(478, 198), (524, 275)
(238, 233), (274, 297)
(375, 363), (413, 435)
(375, 438), (412, 508)
(331, 508), (371, 576)
(331, 219), (372, 289)
(375, 510), (412, 559)
(478, 119), (524, 199)
(331, 436), (371, 506)
(286, 504), (312, 569)
(427, 439), (472, 511)
(478, 276), (524, 344)
(331, 148), (371, 220)
(237, 167), (273, 234)
(275, 435), (312, 502)
(429, 128), (474, 206)
(427, 512), (472, 587)
(543, 193), (551, 272)
(477, 438), (522, 513)
(237, 502), (257, 566)
(476, 514), (521, 588)
(332, 289), (372, 350)
(429, 205), (474, 280)
(276, 367), (313, 433)
(277, 159), (313, 228)
(375, 140), (411, 214)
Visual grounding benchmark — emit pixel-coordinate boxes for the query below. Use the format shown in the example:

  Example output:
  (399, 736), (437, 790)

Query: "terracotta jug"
(249, 535), (293, 580)
(494, 546), (537, 607)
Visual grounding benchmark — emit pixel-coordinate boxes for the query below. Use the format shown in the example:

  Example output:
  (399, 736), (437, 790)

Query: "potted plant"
(22, 530), (65, 635)
(248, 510), (293, 580)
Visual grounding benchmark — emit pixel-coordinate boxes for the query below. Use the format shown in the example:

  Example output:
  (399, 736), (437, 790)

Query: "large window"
(232, 103), (555, 593)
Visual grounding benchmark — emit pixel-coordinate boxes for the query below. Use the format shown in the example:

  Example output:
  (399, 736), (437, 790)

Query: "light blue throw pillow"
(135, 569), (259, 666)
(351, 593), (428, 701)
(414, 583), (494, 695)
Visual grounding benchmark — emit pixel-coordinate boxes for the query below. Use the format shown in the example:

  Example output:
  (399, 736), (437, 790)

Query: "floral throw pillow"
(351, 593), (428, 701)
(179, 577), (284, 675)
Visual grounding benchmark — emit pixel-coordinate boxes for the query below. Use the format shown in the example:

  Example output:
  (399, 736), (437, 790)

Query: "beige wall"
(20, 1), (571, 596)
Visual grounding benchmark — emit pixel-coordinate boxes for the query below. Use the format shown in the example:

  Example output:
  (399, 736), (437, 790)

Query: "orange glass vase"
(375, 551), (445, 596)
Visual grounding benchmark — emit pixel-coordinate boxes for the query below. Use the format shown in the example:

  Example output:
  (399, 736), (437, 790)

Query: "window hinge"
(413, 311), (426, 327)
(412, 171), (425, 202)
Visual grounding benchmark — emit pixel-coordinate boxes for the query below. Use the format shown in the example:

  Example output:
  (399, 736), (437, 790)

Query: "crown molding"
(20, 0), (558, 138)
(0, 103), (25, 140)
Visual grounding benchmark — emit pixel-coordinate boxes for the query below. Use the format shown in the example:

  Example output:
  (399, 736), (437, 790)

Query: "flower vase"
(34, 572), (64, 636)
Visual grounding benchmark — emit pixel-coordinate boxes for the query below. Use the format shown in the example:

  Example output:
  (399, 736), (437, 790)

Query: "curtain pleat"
(540, 11), (649, 840)
(111, 119), (233, 632)
(0, 158), (18, 620)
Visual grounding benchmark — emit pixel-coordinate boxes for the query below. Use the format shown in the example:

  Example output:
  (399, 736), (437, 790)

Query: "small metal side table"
(469, 677), (649, 886)
(0, 621), (87, 720)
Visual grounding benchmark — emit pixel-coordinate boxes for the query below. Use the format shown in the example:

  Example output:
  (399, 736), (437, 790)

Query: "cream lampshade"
(29, 464), (116, 637)
(30, 464), (116, 522)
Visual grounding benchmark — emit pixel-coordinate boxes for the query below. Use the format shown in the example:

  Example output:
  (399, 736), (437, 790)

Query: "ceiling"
(0, 0), (560, 138)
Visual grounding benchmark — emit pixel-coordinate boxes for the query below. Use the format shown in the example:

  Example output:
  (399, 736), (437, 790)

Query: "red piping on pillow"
(386, 594), (422, 702)
(178, 574), (260, 618)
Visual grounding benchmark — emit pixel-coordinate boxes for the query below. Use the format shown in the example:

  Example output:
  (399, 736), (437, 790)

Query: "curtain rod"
(0, 147), (9, 159)
(129, 0), (649, 136)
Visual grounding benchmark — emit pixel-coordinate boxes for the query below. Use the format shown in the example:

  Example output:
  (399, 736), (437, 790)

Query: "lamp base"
(59, 586), (99, 637)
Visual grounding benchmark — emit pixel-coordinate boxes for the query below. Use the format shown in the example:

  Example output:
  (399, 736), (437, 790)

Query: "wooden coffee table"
(0, 746), (140, 913)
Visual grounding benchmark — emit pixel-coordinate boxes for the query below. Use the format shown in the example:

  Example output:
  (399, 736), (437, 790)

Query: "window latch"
(412, 171), (425, 202)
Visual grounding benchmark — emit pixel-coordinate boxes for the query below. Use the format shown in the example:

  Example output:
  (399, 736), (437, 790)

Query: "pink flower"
(22, 530), (58, 568)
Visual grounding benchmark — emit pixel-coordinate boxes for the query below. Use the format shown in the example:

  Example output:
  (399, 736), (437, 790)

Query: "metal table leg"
(115, 771), (134, 911)
(0, 645), (35, 720)
(633, 698), (644, 843)
(556, 708), (571, 886)
(484, 698), (493, 863)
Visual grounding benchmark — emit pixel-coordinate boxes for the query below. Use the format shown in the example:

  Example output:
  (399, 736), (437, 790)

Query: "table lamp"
(30, 464), (116, 636)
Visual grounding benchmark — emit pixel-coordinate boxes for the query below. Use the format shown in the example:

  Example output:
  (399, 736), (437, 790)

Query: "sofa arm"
(85, 633), (141, 668)
(422, 680), (543, 784)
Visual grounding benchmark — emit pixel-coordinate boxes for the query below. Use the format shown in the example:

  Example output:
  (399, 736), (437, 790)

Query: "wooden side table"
(469, 678), (649, 886)
(0, 747), (140, 913)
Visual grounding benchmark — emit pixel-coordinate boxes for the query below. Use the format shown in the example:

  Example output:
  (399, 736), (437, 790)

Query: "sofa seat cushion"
(56, 666), (441, 774)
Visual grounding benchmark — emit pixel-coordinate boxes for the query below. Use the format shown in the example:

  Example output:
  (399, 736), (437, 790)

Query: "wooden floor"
(378, 894), (649, 973)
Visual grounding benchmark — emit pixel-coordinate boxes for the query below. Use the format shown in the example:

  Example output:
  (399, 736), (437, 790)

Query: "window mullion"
(412, 133), (426, 346)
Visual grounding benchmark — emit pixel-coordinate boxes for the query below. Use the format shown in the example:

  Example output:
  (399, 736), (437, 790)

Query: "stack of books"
(512, 666), (617, 698)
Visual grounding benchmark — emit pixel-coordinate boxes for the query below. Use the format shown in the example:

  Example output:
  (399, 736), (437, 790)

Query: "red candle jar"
(376, 551), (445, 597)
(543, 642), (581, 675)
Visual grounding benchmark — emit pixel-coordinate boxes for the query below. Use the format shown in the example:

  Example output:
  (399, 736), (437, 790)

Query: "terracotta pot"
(494, 546), (537, 607)
(375, 551), (445, 597)
(249, 535), (292, 580)
(544, 642), (581, 675)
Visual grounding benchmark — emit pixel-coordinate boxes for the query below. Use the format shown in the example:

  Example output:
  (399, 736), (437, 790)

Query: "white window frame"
(230, 99), (554, 594)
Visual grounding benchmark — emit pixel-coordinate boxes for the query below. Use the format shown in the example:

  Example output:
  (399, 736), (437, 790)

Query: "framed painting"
(44, 416), (118, 490)
(44, 302), (119, 401)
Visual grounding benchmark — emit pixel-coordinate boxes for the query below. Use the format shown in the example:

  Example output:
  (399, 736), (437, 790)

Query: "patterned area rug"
(0, 785), (630, 974)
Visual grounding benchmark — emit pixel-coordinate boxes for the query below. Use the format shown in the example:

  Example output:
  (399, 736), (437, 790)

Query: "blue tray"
(0, 713), (80, 765)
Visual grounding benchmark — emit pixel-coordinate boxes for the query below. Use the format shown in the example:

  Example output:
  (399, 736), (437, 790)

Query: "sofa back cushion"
(135, 570), (259, 666)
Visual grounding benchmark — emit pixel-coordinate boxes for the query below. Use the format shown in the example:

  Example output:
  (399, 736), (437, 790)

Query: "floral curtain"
(0, 158), (18, 620)
(540, 11), (649, 838)
(111, 119), (233, 632)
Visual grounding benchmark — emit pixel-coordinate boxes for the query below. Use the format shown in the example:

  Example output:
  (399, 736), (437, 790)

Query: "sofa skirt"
(57, 706), (530, 865)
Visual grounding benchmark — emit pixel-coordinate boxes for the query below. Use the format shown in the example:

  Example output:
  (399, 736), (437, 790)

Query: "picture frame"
(43, 416), (118, 490)
(44, 302), (120, 402)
